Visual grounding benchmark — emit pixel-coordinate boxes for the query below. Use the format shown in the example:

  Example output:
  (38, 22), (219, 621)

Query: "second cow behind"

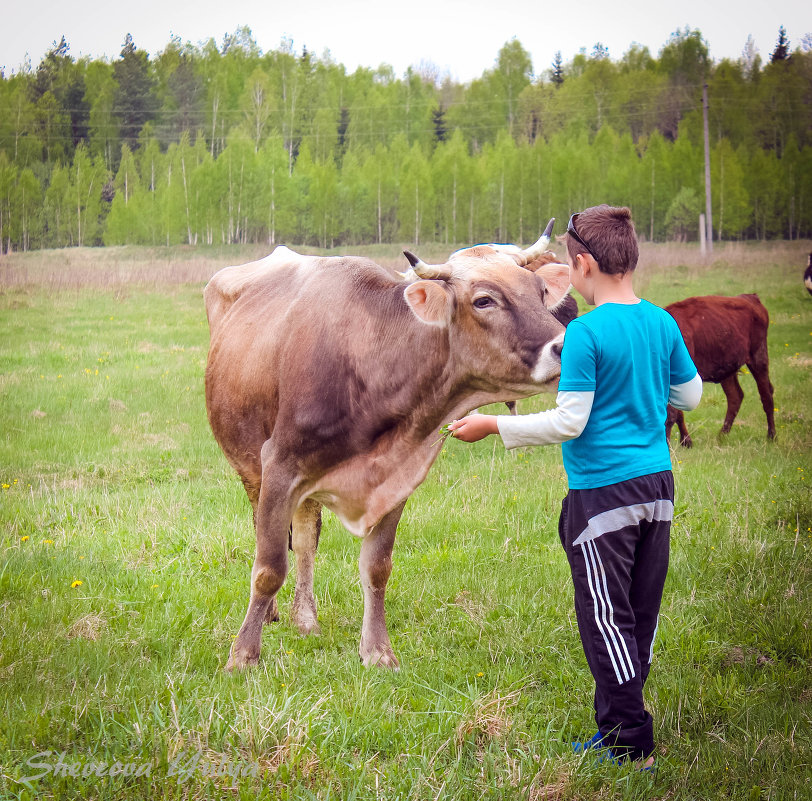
(665, 293), (775, 447)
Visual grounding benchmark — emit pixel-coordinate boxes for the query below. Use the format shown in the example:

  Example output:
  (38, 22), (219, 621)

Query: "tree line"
(0, 25), (810, 252)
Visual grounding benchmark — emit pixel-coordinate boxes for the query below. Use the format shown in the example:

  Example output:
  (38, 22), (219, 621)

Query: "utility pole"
(702, 82), (713, 254)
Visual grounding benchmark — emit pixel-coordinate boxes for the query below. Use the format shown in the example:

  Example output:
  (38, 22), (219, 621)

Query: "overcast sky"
(1, 0), (809, 80)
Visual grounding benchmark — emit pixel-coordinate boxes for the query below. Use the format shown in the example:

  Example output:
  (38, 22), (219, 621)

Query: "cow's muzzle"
(531, 332), (564, 384)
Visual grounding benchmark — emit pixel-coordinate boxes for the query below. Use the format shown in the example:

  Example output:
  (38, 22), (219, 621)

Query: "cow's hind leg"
(719, 373), (744, 435)
(291, 498), (322, 635)
(227, 463), (296, 672)
(238, 475), (280, 625)
(747, 354), (776, 439)
(359, 500), (406, 669)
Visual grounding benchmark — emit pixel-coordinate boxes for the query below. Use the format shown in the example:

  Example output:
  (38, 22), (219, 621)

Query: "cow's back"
(666, 293), (769, 383)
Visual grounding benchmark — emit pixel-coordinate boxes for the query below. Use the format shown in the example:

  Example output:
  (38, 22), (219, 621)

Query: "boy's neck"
(592, 271), (639, 307)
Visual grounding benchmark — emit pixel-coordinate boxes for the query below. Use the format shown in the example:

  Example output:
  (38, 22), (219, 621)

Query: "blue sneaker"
(572, 731), (618, 763)
(572, 733), (655, 771)
(572, 731), (607, 753)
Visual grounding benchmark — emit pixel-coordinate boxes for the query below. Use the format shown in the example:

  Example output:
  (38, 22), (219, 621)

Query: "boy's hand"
(447, 414), (499, 443)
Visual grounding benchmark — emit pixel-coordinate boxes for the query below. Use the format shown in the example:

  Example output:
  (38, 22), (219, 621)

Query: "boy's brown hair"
(566, 205), (639, 275)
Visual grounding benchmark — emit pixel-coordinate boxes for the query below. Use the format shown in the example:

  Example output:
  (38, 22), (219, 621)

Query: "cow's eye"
(473, 296), (496, 310)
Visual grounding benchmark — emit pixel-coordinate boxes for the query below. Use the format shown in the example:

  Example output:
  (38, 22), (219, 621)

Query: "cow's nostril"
(551, 336), (564, 359)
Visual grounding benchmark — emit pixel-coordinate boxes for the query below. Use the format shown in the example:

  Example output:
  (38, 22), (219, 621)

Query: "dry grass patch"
(526, 771), (573, 801)
(456, 688), (521, 746)
(67, 613), (107, 641)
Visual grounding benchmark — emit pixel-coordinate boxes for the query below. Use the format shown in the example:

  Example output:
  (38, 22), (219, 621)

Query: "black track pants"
(558, 470), (673, 761)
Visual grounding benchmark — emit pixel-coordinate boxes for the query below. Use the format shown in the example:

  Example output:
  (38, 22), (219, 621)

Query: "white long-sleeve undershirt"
(497, 391), (594, 449)
(668, 373), (703, 410)
(495, 372), (702, 450)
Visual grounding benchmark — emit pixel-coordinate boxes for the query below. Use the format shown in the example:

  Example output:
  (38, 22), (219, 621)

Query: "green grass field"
(1, 240), (810, 800)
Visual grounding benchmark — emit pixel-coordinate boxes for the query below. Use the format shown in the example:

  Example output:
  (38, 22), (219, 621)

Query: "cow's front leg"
(226, 466), (296, 672)
(291, 498), (322, 635)
(359, 500), (406, 669)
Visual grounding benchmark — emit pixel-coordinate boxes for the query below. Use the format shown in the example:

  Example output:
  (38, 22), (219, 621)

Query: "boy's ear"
(577, 252), (597, 275)
(404, 280), (452, 327)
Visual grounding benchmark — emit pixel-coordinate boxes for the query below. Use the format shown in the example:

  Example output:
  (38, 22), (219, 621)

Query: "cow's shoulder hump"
(204, 246), (317, 331)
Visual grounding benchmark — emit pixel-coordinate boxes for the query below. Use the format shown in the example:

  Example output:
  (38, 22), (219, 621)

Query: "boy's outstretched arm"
(448, 391), (594, 446)
(447, 414), (499, 442)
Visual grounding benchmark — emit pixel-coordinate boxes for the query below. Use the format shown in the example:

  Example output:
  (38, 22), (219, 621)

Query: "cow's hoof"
(263, 599), (280, 625)
(292, 598), (320, 635)
(294, 615), (321, 636)
(680, 437), (693, 448)
(360, 646), (400, 670)
(225, 646), (259, 672)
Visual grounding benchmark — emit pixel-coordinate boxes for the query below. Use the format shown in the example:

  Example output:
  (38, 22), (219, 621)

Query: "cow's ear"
(404, 280), (452, 327)
(535, 262), (571, 308)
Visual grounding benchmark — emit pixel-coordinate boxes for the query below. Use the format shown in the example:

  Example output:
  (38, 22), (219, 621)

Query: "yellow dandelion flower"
(71, 580), (83, 588)
(2, 484), (9, 490)
(43, 539), (54, 545)
(21, 536), (29, 542)
(476, 671), (484, 677)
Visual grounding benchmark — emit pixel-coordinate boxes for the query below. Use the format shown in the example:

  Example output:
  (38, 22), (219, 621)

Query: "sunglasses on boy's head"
(567, 213), (597, 261)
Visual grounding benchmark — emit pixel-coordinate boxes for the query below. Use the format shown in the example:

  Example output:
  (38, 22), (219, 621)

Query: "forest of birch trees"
(0, 25), (810, 252)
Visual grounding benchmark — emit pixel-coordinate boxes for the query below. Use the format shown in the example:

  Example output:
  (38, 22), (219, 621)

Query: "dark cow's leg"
(226, 462), (296, 672)
(291, 498), (322, 635)
(719, 373), (744, 435)
(676, 409), (692, 448)
(746, 353), (776, 440)
(359, 500), (406, 669)
(666, 404), (692, 447)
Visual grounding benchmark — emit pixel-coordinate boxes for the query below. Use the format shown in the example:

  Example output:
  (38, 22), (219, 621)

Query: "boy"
(449, 205), (701, 768)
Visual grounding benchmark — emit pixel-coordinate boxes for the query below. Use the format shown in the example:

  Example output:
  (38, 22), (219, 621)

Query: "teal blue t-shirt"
(558, 300), (697, 489)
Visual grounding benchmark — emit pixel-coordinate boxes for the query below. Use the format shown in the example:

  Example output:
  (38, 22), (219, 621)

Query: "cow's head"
(402, 220), (570, 398)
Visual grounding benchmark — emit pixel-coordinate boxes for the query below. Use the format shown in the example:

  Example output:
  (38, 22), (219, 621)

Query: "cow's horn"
(513, 218), (555, 267)
(403, 250), (452, 280)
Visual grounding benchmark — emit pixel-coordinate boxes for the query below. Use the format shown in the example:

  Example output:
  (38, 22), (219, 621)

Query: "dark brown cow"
(205, 226), (572, 671)
(804, 252), (812, 295)
(665, 294), (775, 447)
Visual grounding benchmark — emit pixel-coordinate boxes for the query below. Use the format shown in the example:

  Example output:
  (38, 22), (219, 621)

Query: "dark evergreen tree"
(771, 26), (790, 62)
(551, 52), (564, 86)
(336, 107), (350, 158)
(433, 107), (448, 143)
(113, 34), (158, 150)
(30, 36), (88, 156)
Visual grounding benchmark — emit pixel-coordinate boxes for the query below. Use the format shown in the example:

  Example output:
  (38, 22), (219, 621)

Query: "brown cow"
(665, 294), (775, 447)
(205, 225), (571, 671)
(804, 252), (812, 295)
